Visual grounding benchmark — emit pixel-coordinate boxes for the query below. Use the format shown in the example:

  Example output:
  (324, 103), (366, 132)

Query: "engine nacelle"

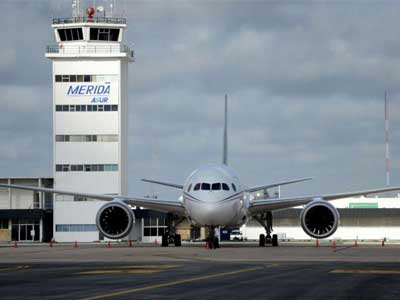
(300, 199), (340, 239)
(96, 200), (135, 239)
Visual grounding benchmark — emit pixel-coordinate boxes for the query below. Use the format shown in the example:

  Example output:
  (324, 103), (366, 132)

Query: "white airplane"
(1, 95), (400, 248)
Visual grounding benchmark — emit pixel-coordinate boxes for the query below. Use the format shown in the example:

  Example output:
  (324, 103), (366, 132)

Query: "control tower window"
(90, 28), (120, 41)
(58, 28), (83, 41)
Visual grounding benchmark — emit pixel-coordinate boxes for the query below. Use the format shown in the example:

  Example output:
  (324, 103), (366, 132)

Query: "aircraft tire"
(174, 234), (182, 247)
(272, 234), (278, 247)
(162, 234), (169, 247)
(259, 234), (266, 247)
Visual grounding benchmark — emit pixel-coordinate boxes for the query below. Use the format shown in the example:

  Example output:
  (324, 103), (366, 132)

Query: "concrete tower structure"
(46, 7), (133, 199)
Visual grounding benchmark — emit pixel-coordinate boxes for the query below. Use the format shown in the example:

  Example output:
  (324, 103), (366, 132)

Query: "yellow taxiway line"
(77, 264), (181, 275)
(80, 266), (263, 300)
(0, 265), (30, 272)
(79, 269), (163, 275)
(331, 269), (400, 275)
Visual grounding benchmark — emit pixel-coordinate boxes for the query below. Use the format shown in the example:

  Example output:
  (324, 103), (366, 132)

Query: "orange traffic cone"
(128, 240), (133, 247)
(354, 239), (358, 247)
(315, 239), (320, 247)
(73, 241), (78, 248)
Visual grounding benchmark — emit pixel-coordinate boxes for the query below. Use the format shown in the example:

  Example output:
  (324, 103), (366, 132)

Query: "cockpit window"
(194, 183), (201, 191)
(187, 184), (192, 192)
(212, 183), (221, 191)
(222, 183), (230, 191)
(232, 183), (237, 192)
(201, 183), (211, 191)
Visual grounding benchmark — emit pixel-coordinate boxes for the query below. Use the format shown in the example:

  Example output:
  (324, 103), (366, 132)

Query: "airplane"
(1, 94), (400, 249)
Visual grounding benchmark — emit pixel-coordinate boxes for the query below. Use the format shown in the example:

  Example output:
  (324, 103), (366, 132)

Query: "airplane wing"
(141, 179), (183, 189)
(0, 183), (185, 214)
(248, 186), (400, 214)
(245, 177), (312, 193)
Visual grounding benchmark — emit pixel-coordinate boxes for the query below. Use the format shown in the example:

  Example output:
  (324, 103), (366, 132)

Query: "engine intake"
(300, 200), (339, 239)
(96, 200), (135, 239)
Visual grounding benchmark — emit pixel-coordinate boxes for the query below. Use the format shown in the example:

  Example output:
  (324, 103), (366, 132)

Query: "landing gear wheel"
(213, 237), (219, 249)
(259, 234), (266, 247)
(174, 234), (182, 247)
(162, 234), (169, 247)
(272, 234), (278, 247)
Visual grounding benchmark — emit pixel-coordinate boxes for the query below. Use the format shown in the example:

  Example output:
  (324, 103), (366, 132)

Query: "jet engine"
(300, 199), (339, 239)
(96, 200), (135, 239)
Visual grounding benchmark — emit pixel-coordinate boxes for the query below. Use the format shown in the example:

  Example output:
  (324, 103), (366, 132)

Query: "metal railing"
(46, 44), (134, 58)
(52, 17), (126, 25)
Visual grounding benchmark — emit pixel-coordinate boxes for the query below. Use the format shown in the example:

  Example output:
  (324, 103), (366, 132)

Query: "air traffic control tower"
(46, 5), (133, 198)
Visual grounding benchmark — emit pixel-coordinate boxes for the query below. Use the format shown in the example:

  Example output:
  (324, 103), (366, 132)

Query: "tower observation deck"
(46, 6), (133, 203)
(46, 15), (134, 60)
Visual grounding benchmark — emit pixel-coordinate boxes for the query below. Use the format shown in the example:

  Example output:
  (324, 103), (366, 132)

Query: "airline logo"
(66, 84), (111, 103)
(67, 84), (111, 96)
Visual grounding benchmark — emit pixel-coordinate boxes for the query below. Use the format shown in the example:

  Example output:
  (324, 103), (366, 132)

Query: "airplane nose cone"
(187, 197), (237, 226)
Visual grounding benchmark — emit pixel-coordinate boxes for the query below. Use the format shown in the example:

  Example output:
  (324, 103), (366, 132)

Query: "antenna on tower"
(385, 91), (390, 186)
(72, 0), (81, 18)
(109, 0), (116, 17)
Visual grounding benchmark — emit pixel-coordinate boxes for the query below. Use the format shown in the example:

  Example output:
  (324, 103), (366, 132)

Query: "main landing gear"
(205, 226), (219, 249)
(255, 211), (278, 247)
(161, 213), (184, 247)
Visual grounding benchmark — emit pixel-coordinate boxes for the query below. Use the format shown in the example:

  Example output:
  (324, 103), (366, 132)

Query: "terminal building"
(0, 177), (53, 242)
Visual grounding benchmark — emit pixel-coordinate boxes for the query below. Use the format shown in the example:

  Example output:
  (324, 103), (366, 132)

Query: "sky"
(0, 0), (399, 200)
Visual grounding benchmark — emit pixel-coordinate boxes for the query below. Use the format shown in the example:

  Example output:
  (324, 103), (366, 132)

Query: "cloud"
(0, 0), (399, 198)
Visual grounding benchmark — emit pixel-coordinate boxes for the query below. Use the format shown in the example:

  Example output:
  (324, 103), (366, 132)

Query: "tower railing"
(53, 17), (126, 24)
(46, 44), (134, 58)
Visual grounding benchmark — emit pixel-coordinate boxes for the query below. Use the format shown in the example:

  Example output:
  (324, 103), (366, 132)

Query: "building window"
(90, 28), (120, 41)
(55, 224), (97, 232)
(143, 218), (167, 237)
(55, 164), (118, 172)
(54, 74), (117, 83)
(0, 219), (8, 229)
(33, 192), (40, 209)
(55, 104), (118, 112)
(58, 28), (83, 41)
(55, 135), (118, 142)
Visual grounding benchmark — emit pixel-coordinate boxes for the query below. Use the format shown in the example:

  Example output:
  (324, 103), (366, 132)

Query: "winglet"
(223, 94), (228, 165)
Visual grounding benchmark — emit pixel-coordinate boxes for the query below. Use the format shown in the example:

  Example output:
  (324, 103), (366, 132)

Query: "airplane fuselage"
(183, 164), (248, 227)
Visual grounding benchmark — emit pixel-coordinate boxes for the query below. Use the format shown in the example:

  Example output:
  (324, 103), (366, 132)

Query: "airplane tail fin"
(223, 94), (228, 165)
